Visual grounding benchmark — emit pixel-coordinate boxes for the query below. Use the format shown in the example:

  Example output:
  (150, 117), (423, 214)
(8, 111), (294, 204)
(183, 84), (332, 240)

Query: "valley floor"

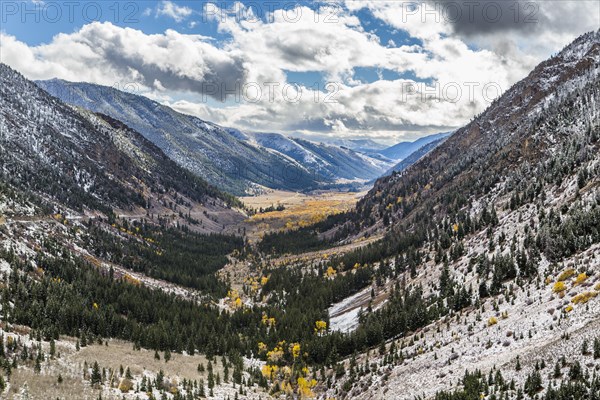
(0, 326), (273, 400)
(240, 189), (364, 242)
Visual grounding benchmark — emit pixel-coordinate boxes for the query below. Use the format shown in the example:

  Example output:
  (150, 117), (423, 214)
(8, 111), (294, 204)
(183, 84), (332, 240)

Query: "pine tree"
(208, 361), (215, 389)
(34, 357), (41, 374)
(554, 362), (562, 378)
(0, 333), (4, 357)
(91, 361), (102, 386)
(199, 378), (205, 396)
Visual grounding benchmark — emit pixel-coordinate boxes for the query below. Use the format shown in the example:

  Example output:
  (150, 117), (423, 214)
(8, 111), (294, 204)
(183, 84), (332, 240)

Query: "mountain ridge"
(36, 79), (393, 195)
(0, 62), (243, 231)
(377, 131), (451, 161)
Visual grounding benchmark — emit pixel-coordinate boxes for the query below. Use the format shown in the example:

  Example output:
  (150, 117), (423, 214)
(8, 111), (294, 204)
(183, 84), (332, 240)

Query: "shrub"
(573, 273), (588, 286)
(557, 269), (575, 282)
(118, 378), (134, 392)
(571, 291), (598, 304)
(553, 281), (567, 293)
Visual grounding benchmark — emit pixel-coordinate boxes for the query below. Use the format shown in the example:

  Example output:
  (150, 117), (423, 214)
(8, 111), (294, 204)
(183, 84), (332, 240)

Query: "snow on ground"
(330, 306), (363, 333)
(0, 259), (10, 275)
(345, 247), (600, 399)
(329, 283), (389, 333)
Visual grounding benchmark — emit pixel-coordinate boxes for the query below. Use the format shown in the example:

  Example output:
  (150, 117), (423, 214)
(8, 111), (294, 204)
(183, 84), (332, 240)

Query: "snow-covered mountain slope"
(355, 29), (600, 234)
(36, 80), (392, 194)
(378, 132), (451, 161)
(35, 79), (319, 195)
(318, 30), (600, 399)
(329, 138), (389, 153)
(382, 136), (447, 176)
(245, 132), (392, 181)
(0, 63), (242, 228)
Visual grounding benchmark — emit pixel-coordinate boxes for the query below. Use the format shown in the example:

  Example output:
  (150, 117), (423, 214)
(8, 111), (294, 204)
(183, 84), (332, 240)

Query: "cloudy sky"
(1, 0), (598, 143)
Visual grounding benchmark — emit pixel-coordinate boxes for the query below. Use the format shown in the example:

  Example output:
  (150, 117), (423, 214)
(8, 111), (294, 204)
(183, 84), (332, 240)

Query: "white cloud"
(156, 1), (192, 23)
(186, 2), (533, 137)
(210, 3), (425, 84)
(0, 22), (245, 100)
(1, 1), (596, 142)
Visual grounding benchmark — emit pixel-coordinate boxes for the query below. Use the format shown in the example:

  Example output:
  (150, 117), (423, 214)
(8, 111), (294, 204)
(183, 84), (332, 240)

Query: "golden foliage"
(557, 268), (575, 282)
(123, 274), (141, 286)
(291, 343), (301, 359)
(573, 273), (588, 286)
(325, 266), (337, 278)
(487, 317), (498, 327)
(228, 289), (244, 309)
(314, 320), (327, 335)
(571, 291), (598, 305)
(267, 345), (284, 362)
(261, 314), (276, 327)
(262, 365), (279, 379)
(118, 378), (134, 393)
(553, 281), (567, 293)
(234, 297), (243, 308)
(297, 377), (317, 398)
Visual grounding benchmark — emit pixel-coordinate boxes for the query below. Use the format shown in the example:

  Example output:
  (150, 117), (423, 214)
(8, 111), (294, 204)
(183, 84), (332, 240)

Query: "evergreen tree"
(91, 361), (102, 386)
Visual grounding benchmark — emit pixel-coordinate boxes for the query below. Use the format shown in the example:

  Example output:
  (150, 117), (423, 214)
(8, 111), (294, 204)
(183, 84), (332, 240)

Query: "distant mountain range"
(245, 132), (391, 182)
(383, 136), (448, 176)
(36, 80), (394, 195)
(377, 132), (451, 161)
(328, 138), (389, 153)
